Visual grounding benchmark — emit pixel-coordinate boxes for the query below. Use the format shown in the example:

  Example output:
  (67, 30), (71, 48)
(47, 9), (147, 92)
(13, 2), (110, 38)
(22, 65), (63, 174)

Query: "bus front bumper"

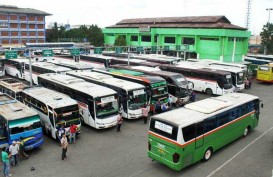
(24, 137), (44, 151)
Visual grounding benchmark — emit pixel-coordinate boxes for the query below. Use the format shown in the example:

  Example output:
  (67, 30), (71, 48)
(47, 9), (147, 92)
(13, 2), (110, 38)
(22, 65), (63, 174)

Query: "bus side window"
(204, 116), (216, 133)
(196, 121), (204, 137)
(229, 108), (236, 121)
(182, 124), (196, 142)
(217, 112), (228, 127)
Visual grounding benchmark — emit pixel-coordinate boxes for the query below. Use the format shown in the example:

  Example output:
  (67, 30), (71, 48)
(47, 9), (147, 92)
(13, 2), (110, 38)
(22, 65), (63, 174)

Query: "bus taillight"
(148, 142), (151, 151)
(172, 153), (180, 163)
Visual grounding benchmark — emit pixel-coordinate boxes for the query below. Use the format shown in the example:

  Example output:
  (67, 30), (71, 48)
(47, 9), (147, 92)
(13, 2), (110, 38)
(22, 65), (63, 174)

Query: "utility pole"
(245, 0), (252, 29)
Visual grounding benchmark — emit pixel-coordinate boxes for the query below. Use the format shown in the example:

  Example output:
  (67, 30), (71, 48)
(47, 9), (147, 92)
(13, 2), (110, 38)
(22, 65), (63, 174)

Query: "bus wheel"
(205, 88), (213, 95)
(203, 148), (213, 161)
(243, 126), (250, 137)
(16, 74), (19, 78)
(43, 59), (47, 62)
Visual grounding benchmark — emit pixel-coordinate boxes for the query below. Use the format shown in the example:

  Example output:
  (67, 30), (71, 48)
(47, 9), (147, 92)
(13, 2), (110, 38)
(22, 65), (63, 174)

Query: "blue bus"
(0, 93), (44, 150)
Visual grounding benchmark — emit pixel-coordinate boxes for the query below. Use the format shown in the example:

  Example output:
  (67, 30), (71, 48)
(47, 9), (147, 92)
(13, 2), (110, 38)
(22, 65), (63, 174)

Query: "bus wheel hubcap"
(244, 128), (248, 136)
(205, 150), (211, 159)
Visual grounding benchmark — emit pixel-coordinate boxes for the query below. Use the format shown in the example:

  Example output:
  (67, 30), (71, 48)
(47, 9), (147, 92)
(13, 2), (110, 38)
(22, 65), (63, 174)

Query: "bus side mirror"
(261, 103), (263, 108)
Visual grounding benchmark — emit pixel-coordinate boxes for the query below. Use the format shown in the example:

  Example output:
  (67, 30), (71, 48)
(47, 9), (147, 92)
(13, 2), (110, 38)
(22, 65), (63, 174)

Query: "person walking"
(248, 77), (252, 89)
(2, 147), (12, 177)
(9, 141), (19, 167)
(57, 124), (65, 142)
(69, 124), (77, 144)
(18, 137), (29, 160)
(190, 91), (196, 102)
(116, 113), (123, 132)
(150, 103), (155, 116)
(141, 104), (149, 124)
(168, 95), (172, 108)
(61, 134), (68, 160)
(155, 100), (161, 114)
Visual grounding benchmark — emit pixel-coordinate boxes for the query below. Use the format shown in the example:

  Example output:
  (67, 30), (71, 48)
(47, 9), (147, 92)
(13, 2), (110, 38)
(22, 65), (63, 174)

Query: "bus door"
(195, 122), (204, 149)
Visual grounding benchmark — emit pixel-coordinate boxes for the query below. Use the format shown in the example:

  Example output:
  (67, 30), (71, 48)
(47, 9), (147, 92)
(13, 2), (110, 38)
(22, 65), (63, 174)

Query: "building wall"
(103, 28), (251, 62)
(0, 13), (46, 47)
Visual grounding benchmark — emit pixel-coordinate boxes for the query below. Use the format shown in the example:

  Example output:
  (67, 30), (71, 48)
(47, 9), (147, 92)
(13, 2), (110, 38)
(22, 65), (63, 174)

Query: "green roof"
(109, 69), (144, 76)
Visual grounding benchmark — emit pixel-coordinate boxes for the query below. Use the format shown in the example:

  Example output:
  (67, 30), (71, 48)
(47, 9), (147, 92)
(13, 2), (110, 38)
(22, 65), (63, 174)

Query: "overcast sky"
(1, 0), (272, 34)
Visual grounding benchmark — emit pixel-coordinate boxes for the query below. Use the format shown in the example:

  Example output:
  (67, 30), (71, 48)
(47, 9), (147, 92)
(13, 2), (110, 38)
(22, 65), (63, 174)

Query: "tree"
(88, 25), (104, 47)
(114, 36), (127, 46)
(260, 23), (273, 54)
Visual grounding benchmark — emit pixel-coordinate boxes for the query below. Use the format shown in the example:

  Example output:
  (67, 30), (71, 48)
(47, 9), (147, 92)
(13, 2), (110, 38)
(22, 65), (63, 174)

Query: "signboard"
(176, 45), (181, 51)
(70, 48), (80, 56)
(155, 121), (173, 134)
(164, 46), (169, 51)
(151, 46), (157, 54)
(115, 47), (123, 54)
(5, 50), (18, 59)
(101, 96), (115, 104)
(151, 81), (166, 88)
(133, 89), (145, 96)
(136, 46), (144, 52)
(94, 47), (102, 54)
(42, 49), (53, 57)
(139, 27), (150, 32)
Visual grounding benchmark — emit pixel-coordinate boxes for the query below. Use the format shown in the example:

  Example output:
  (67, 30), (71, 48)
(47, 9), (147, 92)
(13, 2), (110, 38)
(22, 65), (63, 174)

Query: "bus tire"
(243, 126), (250, 137)
(43, 59), (47, 62)
(203, 147), (213, 161)
(205, 88), (213, 96)
(16, 74), (19, 78)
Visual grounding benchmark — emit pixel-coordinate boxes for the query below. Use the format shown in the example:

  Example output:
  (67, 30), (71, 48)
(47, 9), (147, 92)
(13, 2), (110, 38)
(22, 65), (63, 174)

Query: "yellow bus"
(256, 64), (273, 83)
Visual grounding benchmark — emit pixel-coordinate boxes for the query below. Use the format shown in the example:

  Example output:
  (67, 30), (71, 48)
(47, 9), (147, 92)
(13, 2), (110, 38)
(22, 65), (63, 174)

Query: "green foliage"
(114, 36), (127, 46)
(46, 23), (104, 46)
(260, 23), (273, 54)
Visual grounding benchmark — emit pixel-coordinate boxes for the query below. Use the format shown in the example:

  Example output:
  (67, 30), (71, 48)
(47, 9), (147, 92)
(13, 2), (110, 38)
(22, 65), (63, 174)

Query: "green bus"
(148, 93), (262, 171)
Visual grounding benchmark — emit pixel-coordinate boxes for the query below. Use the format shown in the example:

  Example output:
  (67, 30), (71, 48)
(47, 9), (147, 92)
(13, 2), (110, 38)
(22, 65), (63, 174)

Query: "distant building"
(103, 16), (251, 62)
(248, 35), (262, 54)
(0, 5), (51, 47)
(47, 22), (64, 29)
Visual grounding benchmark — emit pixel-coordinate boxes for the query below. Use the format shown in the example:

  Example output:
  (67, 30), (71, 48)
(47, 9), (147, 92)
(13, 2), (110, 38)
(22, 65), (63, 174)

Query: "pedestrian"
(161, 103), (168, 112)
(57, 124), (66, 142)
(150, 103), (155, 116)
(244, 78), (249, 89)
(18, 137), (29, 160)
(9, 141), (19, 167)
(116, 112), (123, 132)
(141, 104), (149, 124)
(168, 95), (172, 108)
(190, 91), (196, 102)
(248, 77), (252, 89)
(155, 100), (161, 114)
(69, 124), (77, 144)
(61, 134), (68, 160)
(2, 147), (12, 177)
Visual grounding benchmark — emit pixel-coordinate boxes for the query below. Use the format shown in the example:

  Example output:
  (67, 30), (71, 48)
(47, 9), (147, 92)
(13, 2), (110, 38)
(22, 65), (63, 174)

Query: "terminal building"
(103, 16), (251, 62)
(0, 5), (51, 47)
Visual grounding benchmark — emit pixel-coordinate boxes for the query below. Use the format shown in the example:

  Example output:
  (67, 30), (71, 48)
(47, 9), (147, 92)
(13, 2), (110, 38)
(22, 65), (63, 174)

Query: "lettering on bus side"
(151, 81), (167, 88)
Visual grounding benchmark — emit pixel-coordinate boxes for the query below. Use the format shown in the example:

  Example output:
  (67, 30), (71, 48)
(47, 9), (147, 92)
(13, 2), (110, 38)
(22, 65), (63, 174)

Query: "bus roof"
(204, 65), (244, 73)
(49, 60), (94, 70)
(0, 78), (27, 92)
(38, 73), (117, 98)
(83, 54), (114, 60)
(22, 87), (78, 109)
(67, 70), (145, 91)
(9, 58), (30, 63)
(153, 93), (258, 127)
(32, 62), (72, 72)
(0, 94), (38, 121)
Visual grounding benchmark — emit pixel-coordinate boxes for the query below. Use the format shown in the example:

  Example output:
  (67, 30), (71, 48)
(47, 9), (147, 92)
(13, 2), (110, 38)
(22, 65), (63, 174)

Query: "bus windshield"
(237, 72), (245, 85)
(128, 89), (147, 110)
(171, 75), (188, 87)
(54, 104), (80, 128)
(224, 74), (233, 89)
(9, 118), (41, 135)
(259, 66), (270, 71)
(96, 96), (119, 119)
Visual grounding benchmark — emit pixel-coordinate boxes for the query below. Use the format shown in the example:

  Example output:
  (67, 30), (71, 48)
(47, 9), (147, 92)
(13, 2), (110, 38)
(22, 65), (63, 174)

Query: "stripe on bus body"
(149, 111), (255, 148)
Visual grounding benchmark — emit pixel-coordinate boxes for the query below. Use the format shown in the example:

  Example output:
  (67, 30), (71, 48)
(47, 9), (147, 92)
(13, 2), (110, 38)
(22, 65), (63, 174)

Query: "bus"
(0, 78), (27, 101)
(21, 87), (81, 139)
(148, 93), (262, 171)
(110, 58), (160, 67)
(66, 70), (147, 119)
(54, 56), (106, 69)
(111, 65), (193, 103)
(0, 93), (44, 150)
(244, 57), (273, 76)
(31, 50), (54, 62)
(256, 64), (273, 83)
(4, 59), (72, 84)
(38, 73), (119, 129)
(160, 64), (234, 95)
(49, 60), (94, 70)
(93, 68), (169, 105)
(247, 54), (273, 62)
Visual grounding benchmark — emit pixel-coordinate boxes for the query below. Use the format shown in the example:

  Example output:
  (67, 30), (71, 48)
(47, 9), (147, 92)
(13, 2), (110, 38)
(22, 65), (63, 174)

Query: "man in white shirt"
(9, 141), (19, 166)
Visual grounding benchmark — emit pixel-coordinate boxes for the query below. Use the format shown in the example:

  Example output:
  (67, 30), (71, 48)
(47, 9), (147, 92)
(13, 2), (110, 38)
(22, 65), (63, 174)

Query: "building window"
(0, 23), (8, 27)
(164, 37), (175, 43)
(200, 37), (219, 41)
(141, 35), (151, 42)
(131, 35), (138, 42)
(228, 37), (234, 41)
(182, 37), (195, 45)
(106, 33), (114, 36)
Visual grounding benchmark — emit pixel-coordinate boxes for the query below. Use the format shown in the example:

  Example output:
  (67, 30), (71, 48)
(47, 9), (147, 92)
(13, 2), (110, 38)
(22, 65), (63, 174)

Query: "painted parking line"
(207, 126), (273, 177)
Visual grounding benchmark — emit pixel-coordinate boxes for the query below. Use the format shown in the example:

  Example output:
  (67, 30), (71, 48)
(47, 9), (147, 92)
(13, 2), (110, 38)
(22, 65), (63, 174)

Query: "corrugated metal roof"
(0, 5), (51, 16)
(106, 16), (246, 30)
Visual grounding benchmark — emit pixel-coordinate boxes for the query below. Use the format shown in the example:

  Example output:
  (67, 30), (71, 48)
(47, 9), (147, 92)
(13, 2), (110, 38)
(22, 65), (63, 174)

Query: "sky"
(1, 0), (272, 34)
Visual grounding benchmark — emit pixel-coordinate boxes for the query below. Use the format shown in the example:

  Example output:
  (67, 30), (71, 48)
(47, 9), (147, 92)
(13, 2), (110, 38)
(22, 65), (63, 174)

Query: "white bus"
(4, 59), (28, 79)
(0, 78), (27, 101)
(0, 59), (4, 76)
(48, 60), (94, 70)
(21, 87), (81, 140)
(66, 70), (147, 119)
(160, 63), (234, 95)
(38, 73), (119, 129)
(31, 50), (54, 62)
